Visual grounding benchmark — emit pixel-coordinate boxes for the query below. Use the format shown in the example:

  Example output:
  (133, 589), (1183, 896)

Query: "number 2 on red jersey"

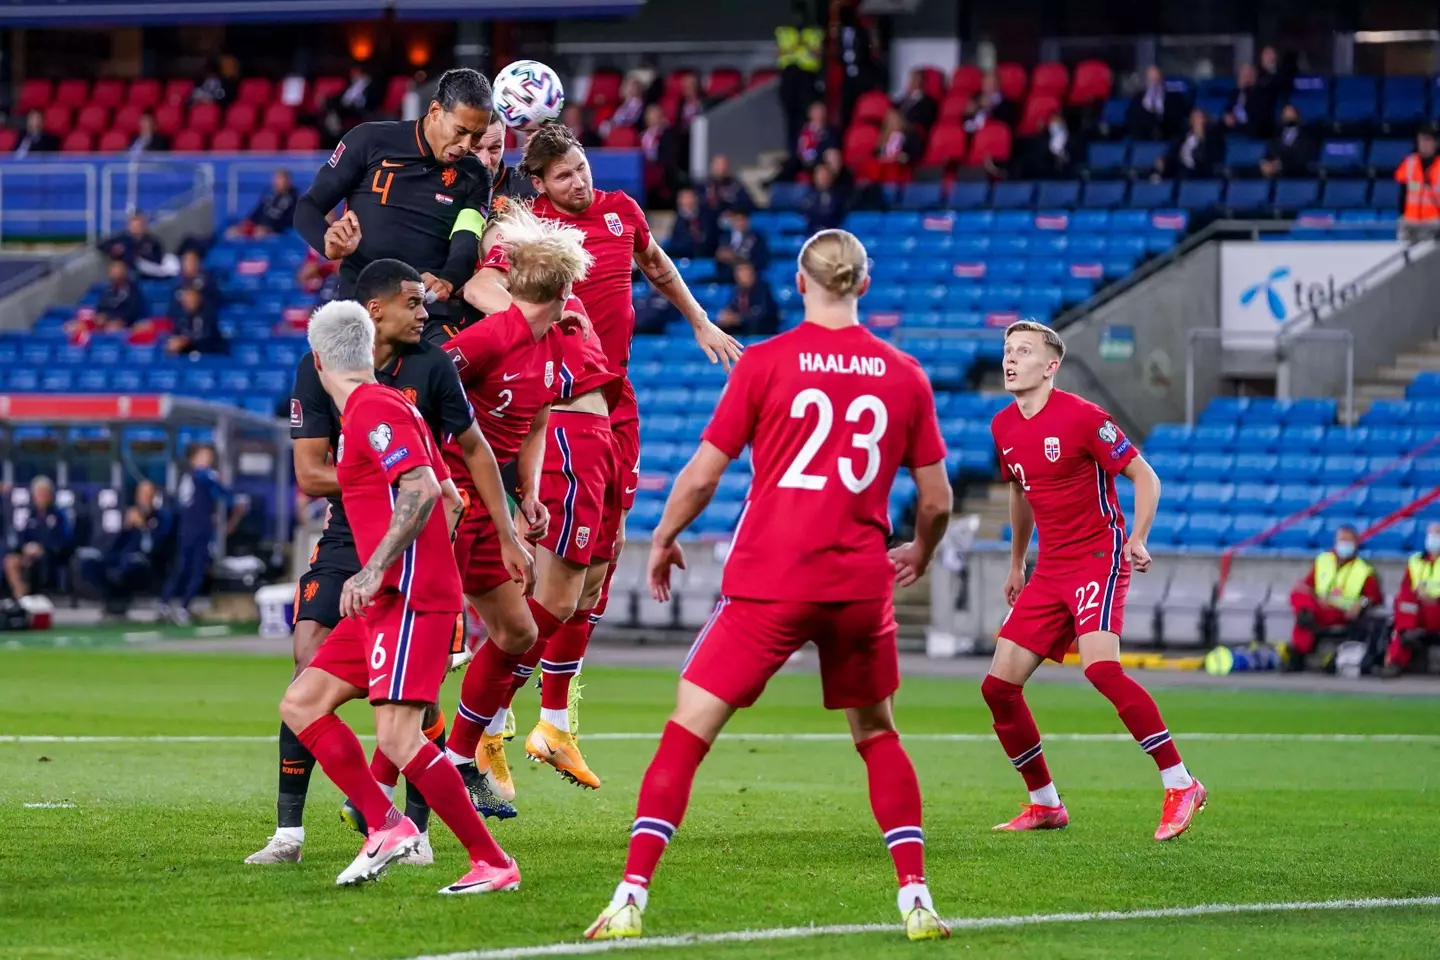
(777, 387), (888, 494)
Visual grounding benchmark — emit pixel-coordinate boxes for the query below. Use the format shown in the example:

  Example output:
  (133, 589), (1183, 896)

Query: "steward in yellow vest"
(1385, 521), (1440, 675)
(1287, 524), (1381, 664)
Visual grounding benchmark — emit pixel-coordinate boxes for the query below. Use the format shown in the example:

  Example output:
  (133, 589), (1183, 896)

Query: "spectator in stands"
(676, 73), (707, 130)
(837, 0), (881, 126)
(1288, 524), (1382, 671)
(714, 207), (769, 282)
(3, 476), (72, 600)
(105, 212), (176, 278)
(633, 285), (680, 335)
(562, 104), (602, 149)
(972, 71), (1016, 129)
(158, 444), (244, 626)
(297, 211), (340, 301)
(798, 161), (848, 234)
(193, 56), (240, 105)
(1256, 45), (1292, 107)
(1259, 104), (1317, 179)
(1384, 521), (1440, 677)
(775, 8), (823, 146)
(1128, 65), (1182, 141)
(82, 480), (171, 618)
(167, 286), (227, 357)
(1395, 128), (1440, 243)
(226, 169), (297, 238)
(874, 107), (922, 174)
(717, 260), (779, 337)
(170, 249), (215, 313)
(1154, 108), (1223, 180)
(14, 109), (59, 157)
(326, 65), (382, 135)
(775, 100), (841, 183)
(73, 258), (145, 335)
(128, 112), (169, 155)
(703, 153), (755, 216)
(1019, 109), (1080, 179)
(899, 67), (938, 130)
(821, 145), (855, 195)
(640, 104), (684, 207)
(665, 187), (719, 259)
(1222, 63), (1268, 139)
(602, 77), (647, 139)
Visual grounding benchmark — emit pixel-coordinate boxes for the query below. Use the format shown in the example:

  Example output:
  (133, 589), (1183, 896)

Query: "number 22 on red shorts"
(1000, 561), (1131, 662)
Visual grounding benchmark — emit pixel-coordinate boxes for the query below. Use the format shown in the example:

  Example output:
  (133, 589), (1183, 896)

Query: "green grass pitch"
(1, 648), (1438, 959)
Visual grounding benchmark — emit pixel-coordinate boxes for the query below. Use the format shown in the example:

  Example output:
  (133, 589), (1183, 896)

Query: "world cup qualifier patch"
(1097, 420), (1119, 444)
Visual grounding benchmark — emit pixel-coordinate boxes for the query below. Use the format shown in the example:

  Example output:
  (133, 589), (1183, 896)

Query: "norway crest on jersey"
(544, 360), (555, 387)
(1043, 436), (1061, 462)
(604, 212), (623, 236)
(575, 526), (591, 548)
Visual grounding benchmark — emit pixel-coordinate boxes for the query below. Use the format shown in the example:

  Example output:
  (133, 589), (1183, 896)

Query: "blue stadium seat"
(1145, 452), (1190, 483)
(1232, 454), (1279, 483)
(1280, 398), (1337, 425)
(1200, 397), (1247, 424)
(1177, 180), (1223, 211)
(1085, 144), (1128, 179)
(1224, 139), (1267, 170)
(1318, 140), (1365, 175)
(899, 182), (945, 210)
(1319, 486), (1369, 517)
(1380, 96), (1426, 127)
(1334, 76), (1378, 101)
(1366, 426), (1417, 453)
(1100, 98), (1129, 129)
(1128, 180), (1175, 208)
(1320, 455), (1368, 484)
(1365, 519), (1415, 555)
(1274, 483), (1321, 515)
(1230, 513), (1274, 542)
(1036, 181), (1081, 207)
(1149, 512), (1187, 546)
(1321, 179), (1370, 209)
(1232, 483), (1279, 513)
(1368, 455), (1413, 486)
(946, 182), (990, 210)
(1235, 424), (1281, 451)
(1225, 179), (1272, 213)
(1321, 428), (1370, 456)
(1274, 179), (1321, 211)
(1267, 517), (1323, 550)
(1143, 423), (1190, 452)
(1128, 141), (1167, 174)
(1280, 424), (1325, 452)
(1187, 453), (1234, 482)
(1165, 482), (1193, 510)
(1192, 424), (1237, 452)
(1276, 454), (1323, 483)
(1369, 180), (1402, 210)
(1368, 139), (1412, 170)
(1188, 482), (1235, 513)
(1367, 487), (1414, 518)
(1287, 92), (1330, 121)
(1182, 512), (1232, 547)
(991, 182), (1036, 209)
(1412, 459), (1440, 487)
(1332, 97), (1376, 127)
(1238, 397), (1282, 423)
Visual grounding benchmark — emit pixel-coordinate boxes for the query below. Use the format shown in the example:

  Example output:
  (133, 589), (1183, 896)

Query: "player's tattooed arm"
(635, 237), (744, 371)
(356, 467), (439, 583)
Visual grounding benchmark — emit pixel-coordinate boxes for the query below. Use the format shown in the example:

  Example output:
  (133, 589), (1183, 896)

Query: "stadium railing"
(0, 159), (212, 245)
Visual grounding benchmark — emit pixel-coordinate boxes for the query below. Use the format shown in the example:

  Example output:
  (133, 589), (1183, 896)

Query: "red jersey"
(990, 388), (1138, 566)
(531, 189), (651, 383)
(337, 383), (462, 613)
(442, 305), (562, 478)
(702, 323), (946, 602)
(557, 310), (623, 410)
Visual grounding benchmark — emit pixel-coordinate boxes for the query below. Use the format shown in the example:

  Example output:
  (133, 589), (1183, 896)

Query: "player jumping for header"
(986, 320), (1206, 840)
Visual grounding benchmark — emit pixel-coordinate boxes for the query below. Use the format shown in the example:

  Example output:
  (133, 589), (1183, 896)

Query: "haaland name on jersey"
(798, 352), (888, 376)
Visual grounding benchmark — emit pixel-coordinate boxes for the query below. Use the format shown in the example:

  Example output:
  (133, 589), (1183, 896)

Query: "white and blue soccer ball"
(491, 60), (565, 132)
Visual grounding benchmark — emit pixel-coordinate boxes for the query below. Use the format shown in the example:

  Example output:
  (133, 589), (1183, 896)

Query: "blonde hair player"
(585, 229), (954, 943)
(985, 320), (1207, 839)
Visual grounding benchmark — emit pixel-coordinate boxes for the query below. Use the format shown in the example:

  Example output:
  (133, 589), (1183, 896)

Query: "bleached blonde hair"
(497, 201), (594, 303)
(799, 228), (869, 299)
(1004, 319), (1067, 360)
(307, 300), (375, 373)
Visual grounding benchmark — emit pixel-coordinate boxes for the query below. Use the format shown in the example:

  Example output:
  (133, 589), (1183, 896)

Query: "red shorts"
(308, 590), (460, 704)
(681, 596), (900, 710)
(612, 380), (640, 512)
(1000, 557), (1131, 662)
(539, 410), (621, 566)
(452, 498), (514, 598)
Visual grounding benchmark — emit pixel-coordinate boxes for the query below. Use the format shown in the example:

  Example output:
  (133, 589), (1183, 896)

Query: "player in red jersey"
(584, 230), (953, 943)
(438, 204), (596, 815)
(986, 320), (1207, 841)
(462, 234), (620, 796)
(277, 300), (519, 895)
(516, 122), (743, 650)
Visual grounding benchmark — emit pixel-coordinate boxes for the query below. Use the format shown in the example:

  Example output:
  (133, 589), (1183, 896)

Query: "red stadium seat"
(75, 104), (110, 132)
(211, 128), (243, 151)
(939, 95), (971, 125)
(42, 105), (71, 134)
(748, 68), (779, 89)
(128, 78), (161, 109)
(659, 92), (682, 123)
(54, 79), (90, 106)
(261, 103), (296, 131)
(225, 102), (258, 131)
(950, 65), (983, 99)
(706, 67), (743, 100)
(920, 124), (968, 168)
(915, 66), (946, 102)
(98, 129), (130, 152)
(112, 104), (144, 134)
(0, 128), (18, 152)
(236, 77), (272, 105)
(153, 103), (184, 136)
(966, 122), (1013, 165)
(605, 126), (640, 148)
(285, 126), (321, 151)
(996, 62), (1027, 101)
(247, 128), (280, 151)
(15, 78), (51, 114)
(309, 76), (345, 110)
(382, 76), (408, 115)
(664, 69), (697, 98)
(91, 79), (125, 108)
(1068, 59), (1113, 105)
(852, 90), (892, 126)
(189, 102), (221, 133)
(842, 123), (881, 167)
(163, 78), (194, 105)
(172, 129), (206, 151)
(585, 68), (623, 108)
(61, 130), (93, 152)
(1019, 94), (1061, 135)
(1030, 63), (1069, 99)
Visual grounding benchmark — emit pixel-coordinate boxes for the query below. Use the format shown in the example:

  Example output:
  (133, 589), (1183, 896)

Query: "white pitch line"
(2, 732), (1440, 745)
(408, 896), (1440, 960)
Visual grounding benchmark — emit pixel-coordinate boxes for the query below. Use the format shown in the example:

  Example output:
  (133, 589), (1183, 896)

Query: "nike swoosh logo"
(369, 673), (388, 687)
(1002, 447), (1014, 455)
(365, 840), (383, 857)
(380, 160), (404, 168)
(281, 758), (306, 765)
(625, 486), (638, 495)
(1078, 614), (1097, 626)
(502, 373), (520, 381)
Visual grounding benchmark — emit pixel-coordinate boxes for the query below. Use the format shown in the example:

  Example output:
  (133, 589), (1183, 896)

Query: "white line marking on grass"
(3, 732), (1440, 745)
(22, 802), (76, 808)
(408, 896), (1440, 960)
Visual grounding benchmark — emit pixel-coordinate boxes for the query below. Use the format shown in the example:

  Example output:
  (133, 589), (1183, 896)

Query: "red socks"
(589, 564), (617, 641)
(623, 721), (710, 886)
(370, 710), (447, 788)
(450, 640), (523, 757)
(980, 674), (1054, 792)
(856, 730), (926, 885)
(296, 714), (399, 831)
(540, 609), (592, 711)
(401, 740), (507, 865)
(1084, 661), (1184, 771)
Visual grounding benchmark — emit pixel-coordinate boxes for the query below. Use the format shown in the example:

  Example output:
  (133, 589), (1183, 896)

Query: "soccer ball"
(491, 60), (565, 131)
